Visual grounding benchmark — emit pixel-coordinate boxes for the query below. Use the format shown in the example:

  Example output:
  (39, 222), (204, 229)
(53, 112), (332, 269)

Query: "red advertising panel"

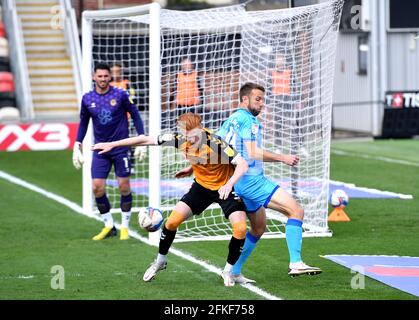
(0, 123), (78, 151)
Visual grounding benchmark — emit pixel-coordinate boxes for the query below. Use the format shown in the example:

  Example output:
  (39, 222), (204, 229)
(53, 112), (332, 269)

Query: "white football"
(138, 207), (164, 232)
(330, 189), (349, 208)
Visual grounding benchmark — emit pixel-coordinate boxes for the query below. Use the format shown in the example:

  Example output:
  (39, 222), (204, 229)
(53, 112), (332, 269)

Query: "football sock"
(96, 194), (111, 214)
(157, 253), (167, 264)
(96, 195), (113, 228)
(159, 225), (177, 255)
(227, 236), (245, 266)
(120, 193), (132, 212)
(120, 194), (132, 228)
(101, 212), (114, 229)
(232, 231), (260, 275)
(285, 218), (303, 263)
(223, 263), (233, 273)
(121, 211), (131, 228)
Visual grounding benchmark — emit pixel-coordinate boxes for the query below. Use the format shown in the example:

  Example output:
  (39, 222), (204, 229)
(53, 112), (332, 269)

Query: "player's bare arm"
(218, 155), (248, 200)
(92, 135), (155, 154)
(244, 140), (299, 166)
(175, 165), (193, 179)
(92, 133), (176, 154)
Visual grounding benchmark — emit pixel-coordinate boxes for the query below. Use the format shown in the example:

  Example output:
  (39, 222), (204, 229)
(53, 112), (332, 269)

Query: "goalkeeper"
(72, 62), (146, 241)
(218, 82), (322, 279)
(92, 112), (249, 287)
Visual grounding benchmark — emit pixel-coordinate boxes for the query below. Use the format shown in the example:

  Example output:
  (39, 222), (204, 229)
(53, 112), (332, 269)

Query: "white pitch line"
(373, 265), (419, 268)
(0, 170), (281, 301)
(331, 149), (419, 167)
(324, 254), (419, 259)
(330, 179), (413, 199)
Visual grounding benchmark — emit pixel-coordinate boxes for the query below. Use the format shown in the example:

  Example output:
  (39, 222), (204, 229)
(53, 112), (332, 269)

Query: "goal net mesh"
(85, 0), (343, 241)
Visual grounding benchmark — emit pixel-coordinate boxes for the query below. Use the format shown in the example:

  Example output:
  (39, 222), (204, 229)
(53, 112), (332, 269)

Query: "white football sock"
(224, 263), (233, 273)
(157, 253), (167, 264)
(121, 211), (131, 228)
(102, 212), (114, 228)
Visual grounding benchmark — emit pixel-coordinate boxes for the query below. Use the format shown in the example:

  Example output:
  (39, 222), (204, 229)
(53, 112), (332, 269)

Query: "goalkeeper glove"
(72, 141), (84, 170)
(134, 146), (147, 162)
(156, 133), (174, 145)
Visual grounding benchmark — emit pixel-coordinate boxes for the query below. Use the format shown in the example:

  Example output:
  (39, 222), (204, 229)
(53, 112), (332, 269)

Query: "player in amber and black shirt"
(92, 112), (251, 287)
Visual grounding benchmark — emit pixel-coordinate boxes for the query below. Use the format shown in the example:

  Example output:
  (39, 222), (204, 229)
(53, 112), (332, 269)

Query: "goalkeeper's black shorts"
(180, 180), (245, 218)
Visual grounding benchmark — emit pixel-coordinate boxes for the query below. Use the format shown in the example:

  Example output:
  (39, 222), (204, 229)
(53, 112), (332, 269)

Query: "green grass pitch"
(0, 139), (418, 300)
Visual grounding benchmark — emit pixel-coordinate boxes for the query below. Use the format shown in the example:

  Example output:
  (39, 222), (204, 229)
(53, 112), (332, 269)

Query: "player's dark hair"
(94, 62), (111, 73)
(239, 82), (265, 102)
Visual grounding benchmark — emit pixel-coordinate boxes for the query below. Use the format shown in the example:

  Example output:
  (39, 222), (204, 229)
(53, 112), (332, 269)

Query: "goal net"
(81, 0), (344, 242)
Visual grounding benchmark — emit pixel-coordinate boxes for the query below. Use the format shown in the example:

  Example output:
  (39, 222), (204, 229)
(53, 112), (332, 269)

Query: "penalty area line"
(0, 170), (282, 301)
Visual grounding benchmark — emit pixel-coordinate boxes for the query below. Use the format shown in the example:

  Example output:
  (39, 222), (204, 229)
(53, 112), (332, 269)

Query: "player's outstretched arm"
(92, 135), (156, 154)
(92, 134), (175, 154)
(218, 155), (248, 200)
(175, 165), (193, 179)
(244, 140), (299, 166)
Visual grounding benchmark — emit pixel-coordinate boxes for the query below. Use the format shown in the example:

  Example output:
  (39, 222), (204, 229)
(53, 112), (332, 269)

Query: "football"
(138, 207), (164, 232)
(330, 189), (349, 208)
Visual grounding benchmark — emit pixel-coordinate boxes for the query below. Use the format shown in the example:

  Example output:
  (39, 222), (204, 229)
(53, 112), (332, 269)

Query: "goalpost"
(81, 0), (344, 242)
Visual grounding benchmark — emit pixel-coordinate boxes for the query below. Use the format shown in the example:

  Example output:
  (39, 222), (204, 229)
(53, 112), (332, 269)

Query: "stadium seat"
(0, 91), (15, 108)
(0, 56), (9, 66)
(0, 62), (9, 72)
(0, 37), (9, 57)
(0, 55), (10, 72)
(0, 23), (5, 38)
(0, 71), (14, 92)
(0, 106), (20, 122)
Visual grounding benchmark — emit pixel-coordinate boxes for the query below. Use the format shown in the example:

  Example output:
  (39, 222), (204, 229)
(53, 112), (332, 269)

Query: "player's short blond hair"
(177, 112), (203, 131)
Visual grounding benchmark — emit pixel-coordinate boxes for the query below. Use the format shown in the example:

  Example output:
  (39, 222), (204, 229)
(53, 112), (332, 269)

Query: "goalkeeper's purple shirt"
(76, 86), (144, 154)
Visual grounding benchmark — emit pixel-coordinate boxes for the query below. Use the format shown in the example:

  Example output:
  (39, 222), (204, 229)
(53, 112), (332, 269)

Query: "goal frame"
(81, 3), (162, 243)
(80, 2), (340, 243)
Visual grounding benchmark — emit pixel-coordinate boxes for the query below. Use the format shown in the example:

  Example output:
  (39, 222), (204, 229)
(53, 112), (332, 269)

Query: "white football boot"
(143, 260), (167, 282)
(221, 271), (235, 287)
(231, 273), (256, 284)
(288, 261), (322, 277)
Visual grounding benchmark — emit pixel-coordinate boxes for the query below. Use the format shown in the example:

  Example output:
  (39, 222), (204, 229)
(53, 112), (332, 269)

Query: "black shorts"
(180, 181), (245, 218)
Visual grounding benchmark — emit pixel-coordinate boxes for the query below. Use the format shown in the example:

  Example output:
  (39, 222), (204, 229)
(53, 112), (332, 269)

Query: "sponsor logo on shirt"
(99, 109), (112, 125)
(89, 102), (96, 108)
(251, 124), (259, 135)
